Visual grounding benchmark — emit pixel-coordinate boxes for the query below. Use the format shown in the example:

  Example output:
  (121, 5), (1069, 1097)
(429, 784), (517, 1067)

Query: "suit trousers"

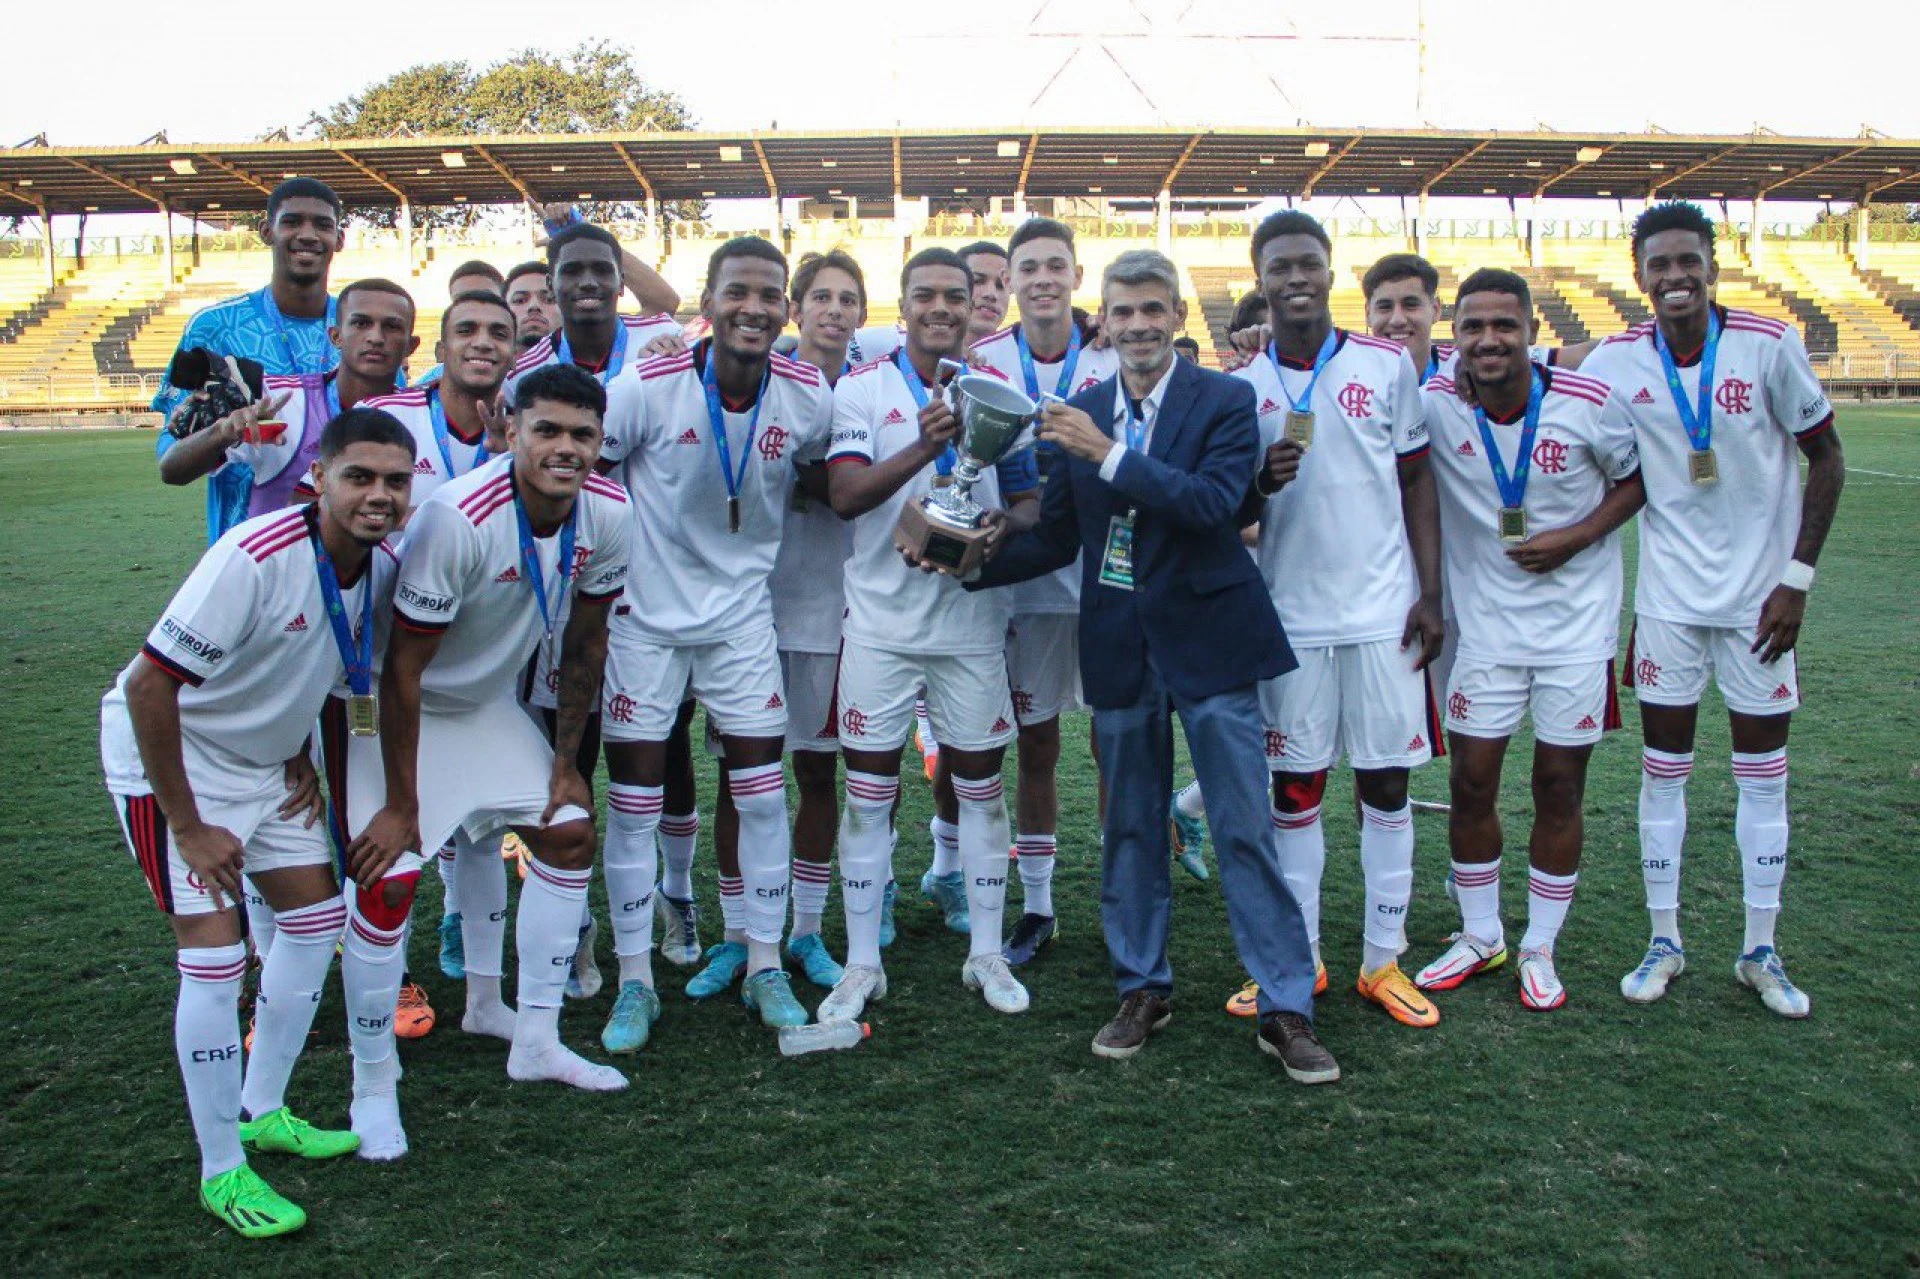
(1092, 655), (1319, 1018)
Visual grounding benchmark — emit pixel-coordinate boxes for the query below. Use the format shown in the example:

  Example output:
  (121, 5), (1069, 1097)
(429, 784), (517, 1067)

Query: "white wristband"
(1780, 560), (1815, 591)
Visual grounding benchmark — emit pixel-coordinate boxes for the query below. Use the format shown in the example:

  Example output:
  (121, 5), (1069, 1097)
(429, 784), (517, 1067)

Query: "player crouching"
(101, 407), (416, 1236)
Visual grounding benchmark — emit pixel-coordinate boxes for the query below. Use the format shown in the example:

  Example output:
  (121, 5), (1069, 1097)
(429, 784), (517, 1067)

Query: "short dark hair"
(513, 363), (606, 419)
(1632, 200), (1716, 262)
(337, 277), (416, 319)
(448, 259), (505, 293)
(957, 239), (1009, 265)
(441, 289), (515, 339)
(1455, 267), (1533, 315)
(705, 236), (788, 292)
(1228, 290), (1269, 333)
(318, 406), (414, 463)
(1363, 253), (1440, 301)
(1251, 209), (1331, 267)
(1173, 336), (1201, 356)
(266, 177), (342, 226)
(503, 260), (548, 290)
(546, 222), (623, 268)
(900, 247), (972, 297)
(791, 250), (867, 309)
(1008, 218), (1075, 260)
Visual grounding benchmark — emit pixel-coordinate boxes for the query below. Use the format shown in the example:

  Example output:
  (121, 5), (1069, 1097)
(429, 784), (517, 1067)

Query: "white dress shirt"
(1097, 359), (1178, 482)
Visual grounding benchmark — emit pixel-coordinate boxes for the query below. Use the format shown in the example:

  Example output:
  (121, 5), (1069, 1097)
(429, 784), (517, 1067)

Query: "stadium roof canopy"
(3, 126), (1918, 217)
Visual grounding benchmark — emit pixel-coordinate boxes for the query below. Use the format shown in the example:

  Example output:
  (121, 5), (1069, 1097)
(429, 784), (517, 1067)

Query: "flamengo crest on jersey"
(390, 453), (632, 711)
(1239, 330), (1430, 648)
(1580, 307), (1833, 629)
(1423, 366), (1640, 665)
(601, 345), (833, 645)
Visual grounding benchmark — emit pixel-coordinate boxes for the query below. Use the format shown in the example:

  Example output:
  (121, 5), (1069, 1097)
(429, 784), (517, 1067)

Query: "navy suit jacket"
(972, 357), (1295, 709)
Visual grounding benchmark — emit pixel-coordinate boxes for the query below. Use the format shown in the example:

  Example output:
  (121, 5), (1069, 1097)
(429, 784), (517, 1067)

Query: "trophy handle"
(935, 358), (967, 407)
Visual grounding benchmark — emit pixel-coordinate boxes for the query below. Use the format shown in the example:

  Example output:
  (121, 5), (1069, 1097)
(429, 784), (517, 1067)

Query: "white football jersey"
(1581, 307), (1833, 629)
(103, 506), (396, 788)
(359, 385), (497, 508)
(502, 312), (681, 404)
(391, 454), (632, 712)
(967, 322), (1119, 615)
(771, 487), (851, 655)
(1424, 366), (1640, 665)
(830, 356), (1026, 655)
(1239, 331), (1430, 648)
(601, 343), (833, 645)
(846, 325), (904, 366)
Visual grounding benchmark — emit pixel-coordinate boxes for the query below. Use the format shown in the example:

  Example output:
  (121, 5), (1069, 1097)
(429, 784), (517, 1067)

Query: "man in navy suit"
(963, 249), (1339, 1083)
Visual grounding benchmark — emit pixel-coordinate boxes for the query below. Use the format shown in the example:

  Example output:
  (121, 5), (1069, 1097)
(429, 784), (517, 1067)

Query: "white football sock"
(953, 774), (1011, 959)
(175, 943), (247, 1180)
(436, 844), (459, 917)
(915, 699), (938, 755)
(718, 875), (745, 938)
(1014, 834), (1056, 917)
(1639, 748), (1692, 943)
(1272, 805), (1327, 957)
(929, 816), (961, 878)
(341, 890), (408, 1069)
(241, 895), (343, 1118)
(1453, 858), (1504, 947)
(658, 812), (699, 900)
(840, 771), (898, 968)
(1520, 868), (1579, 953)
(1733, 749), (1789, 952)
(1175, 781), (1206, 820)
(791, 856), (831, 938)
(605, 783), (662, 985)
(241, 876), (276, 964)
(1360, 802), (1415, 971)
(515, 857), (592, 1020)
(730, 763), (793, 947)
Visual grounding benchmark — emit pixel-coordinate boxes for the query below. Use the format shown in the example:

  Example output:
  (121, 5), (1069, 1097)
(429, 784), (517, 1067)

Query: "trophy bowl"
(895, 372), (1045, 575)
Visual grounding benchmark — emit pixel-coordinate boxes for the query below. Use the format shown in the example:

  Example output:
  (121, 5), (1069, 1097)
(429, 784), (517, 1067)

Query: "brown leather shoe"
(1257, 1011), (1341, 1084)
(1091, 991), (1172, 1060)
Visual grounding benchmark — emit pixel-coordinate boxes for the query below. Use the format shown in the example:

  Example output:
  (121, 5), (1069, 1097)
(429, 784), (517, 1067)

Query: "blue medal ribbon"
(1120, 396), (1148, 452)
(1015, 322), (1082, 401)
(557, 321), (630, 385)
(1471, 367), (1546, 516)
(510, 463), (578, 646)
(894, 347), (960, 477)
(1654, 311), (1720, 454)
(304, 506), (372, 695)
(701, 341), (772, 516)
(257, 289), (337, 375)
(428, 388), (489, 479)
(1268, 328), (1340, 414)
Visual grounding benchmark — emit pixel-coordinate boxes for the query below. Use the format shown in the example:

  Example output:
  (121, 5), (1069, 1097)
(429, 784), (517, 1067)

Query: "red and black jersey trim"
(394, 609), (451, 634)
(141, 642), (205, 686)
(121, 792), (175, 913)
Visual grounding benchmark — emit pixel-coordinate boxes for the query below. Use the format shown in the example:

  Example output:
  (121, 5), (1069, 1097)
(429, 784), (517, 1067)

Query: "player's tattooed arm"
(548, 594), (613, 822)
(347, 625), (438, 887)
(1396, 451), (1446, 669)
(1754, 426), (1845, 663)
(125, 657), (246, 909)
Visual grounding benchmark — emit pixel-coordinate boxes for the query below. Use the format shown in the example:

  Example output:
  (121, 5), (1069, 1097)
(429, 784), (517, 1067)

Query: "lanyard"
(1424, 348), (1441, 383)
(510, 464), (578, 646)
(257, 289), (336, 375)
(428, 389), (488, 478)
(557, 322), (630, 385)
(1472, 368), (1546, 514)
(1016, 323), (1082, 402)
(1654, 311), (1720, 453)
(894, 347), (959, 477)
(322, 374), (341, 424)
(701, 343), (771, 509)
(1268, 328), (1339, 414)
(304, 506), (372, 695)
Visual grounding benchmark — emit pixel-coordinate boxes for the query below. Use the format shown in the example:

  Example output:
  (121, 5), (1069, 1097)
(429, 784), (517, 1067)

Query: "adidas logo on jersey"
(1633, 387), (1656, 405)
(1257, 397), (1282, 415)
(1770, 683), (1793, 700)
(494, 566), (521, 584)
(678, 428), (700, 444)
(1575, 714), (1599, 731)
(884, 408), (907, 425)
(765, 692), (783, 710)
(413, 457), (435, 474)
(283, 613), (309, 633)
(1456, 440), (1476, 456)
(991, 716), (1012, 733)
(1408, 734), (1425, 752)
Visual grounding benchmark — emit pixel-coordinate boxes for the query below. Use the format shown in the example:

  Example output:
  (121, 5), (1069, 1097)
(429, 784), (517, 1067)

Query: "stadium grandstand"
(4, 126), (1919, 416)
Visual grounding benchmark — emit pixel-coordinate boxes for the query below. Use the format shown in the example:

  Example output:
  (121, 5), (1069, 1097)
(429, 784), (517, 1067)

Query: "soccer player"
(1412, 270), (1645, 1009)
(1173, 336), (1202, 364)
(154, 177), (345, 545)
(968, 218), (1119, 966)
(342, 364), (634, 1161)
(446, 259), (506, 299)
(1232, 210), (1445, 1028)
(505, 260), (560, 352)
(538, 202), (683, 318)
(101, 407), (415, 1236)
(1581, 201), (1845, 1018)
(365, 291), (516, 505)
(820, 247), (1041, 1021)
(595, 237), (834, 1046)
(959, 239), (1012, 342)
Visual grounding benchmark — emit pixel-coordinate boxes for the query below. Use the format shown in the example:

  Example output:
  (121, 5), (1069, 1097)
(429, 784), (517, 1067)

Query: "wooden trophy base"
(896, 499), (991, 576)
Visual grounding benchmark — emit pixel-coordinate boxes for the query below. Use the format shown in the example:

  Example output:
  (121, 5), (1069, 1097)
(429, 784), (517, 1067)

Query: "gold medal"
(1284, 410), (1315, 448)
(1497, 506), (1528, 543)
(348, 693), (379, 737)
(1688, 448), (1718, 486)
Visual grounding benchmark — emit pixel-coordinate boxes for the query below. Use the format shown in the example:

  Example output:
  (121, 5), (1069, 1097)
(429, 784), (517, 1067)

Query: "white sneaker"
(1620, 937), (1686, 1004)
(655, 891), (702, 967)
(1516, 946), (1566, 1011)
(1735, 947), (1811, 1018)
(962, 954), (1030, 1014)
(818, 964), (887, 1023)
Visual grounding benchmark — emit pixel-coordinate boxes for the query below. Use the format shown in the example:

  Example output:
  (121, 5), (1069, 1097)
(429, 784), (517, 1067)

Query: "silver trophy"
(895, 359), (1053, 574)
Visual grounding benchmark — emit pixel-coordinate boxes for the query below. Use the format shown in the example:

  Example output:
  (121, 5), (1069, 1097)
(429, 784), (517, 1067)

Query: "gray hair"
(1102, 249), (1181, 302)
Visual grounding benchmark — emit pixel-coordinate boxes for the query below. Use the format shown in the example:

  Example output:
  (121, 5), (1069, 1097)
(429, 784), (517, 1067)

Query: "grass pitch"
(2, 410), (1915, 1275)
